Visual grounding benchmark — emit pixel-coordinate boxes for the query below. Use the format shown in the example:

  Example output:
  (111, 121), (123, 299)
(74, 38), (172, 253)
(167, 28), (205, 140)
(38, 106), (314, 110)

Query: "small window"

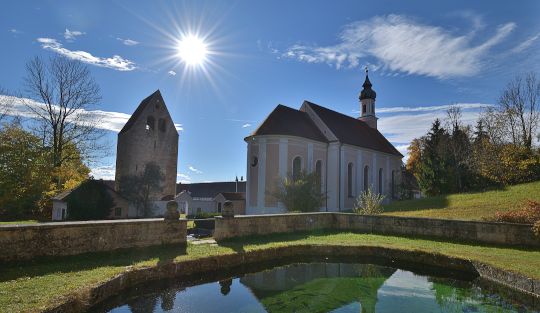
(146, 116), (155, 131)
(363, 166), (369, 191)
(315, 160), (322, 191)
(114, 207), (122, 217)
(217, 202), (222, 213)
(292, 156), (302, 181)
(251, 156), (258, 167)
(158, 118), (166, 132)
(362, 104), (366, 114)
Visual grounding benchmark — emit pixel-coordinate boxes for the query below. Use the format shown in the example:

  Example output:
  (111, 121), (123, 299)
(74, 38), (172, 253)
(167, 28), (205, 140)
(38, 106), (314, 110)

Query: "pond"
(91, 261), (539, 313)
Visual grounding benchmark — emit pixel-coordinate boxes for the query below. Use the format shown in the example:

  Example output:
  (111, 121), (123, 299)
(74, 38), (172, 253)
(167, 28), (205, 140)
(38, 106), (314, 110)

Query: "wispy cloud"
(64, 29), (85, 41)
(0, 95), (183, 133)
(242, 123), (251, 128)
(9, 28), (22, 34)
(116, 37), (139, 46)
(168, 70), (177, 76)
(511, 32), (540, 53)
(378, 105), (485, 160)
(283, 14), (516, 79)
(188, 166), (203, 174)
(174, 123), (183, 131)
(37, 37), (136, 71)
(373, 103), (493, 114)
(90, 164), (116, 180)
(177, 173), (191, 183)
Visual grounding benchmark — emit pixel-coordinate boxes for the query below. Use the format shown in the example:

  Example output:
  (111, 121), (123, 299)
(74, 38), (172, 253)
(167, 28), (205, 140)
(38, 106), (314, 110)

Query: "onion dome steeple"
(360, 67), (376, 100)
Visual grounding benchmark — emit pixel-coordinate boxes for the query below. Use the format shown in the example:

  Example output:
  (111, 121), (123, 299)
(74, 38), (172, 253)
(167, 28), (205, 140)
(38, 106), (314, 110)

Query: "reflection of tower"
(115, 90), (179, 200)
(358, 67), (378, 129)
(160, 290), (175, 311)
(219, 279), (233, 295)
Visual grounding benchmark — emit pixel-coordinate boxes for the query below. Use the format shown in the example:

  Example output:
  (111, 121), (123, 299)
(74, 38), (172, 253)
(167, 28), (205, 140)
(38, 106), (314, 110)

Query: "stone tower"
(115, 90), (179, 200)
(358, 68), (378, 129)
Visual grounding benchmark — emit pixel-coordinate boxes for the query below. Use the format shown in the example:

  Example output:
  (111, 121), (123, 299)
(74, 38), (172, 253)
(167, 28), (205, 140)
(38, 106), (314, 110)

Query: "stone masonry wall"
(0, 219), (186, 262)
(214, 212), (540, 247)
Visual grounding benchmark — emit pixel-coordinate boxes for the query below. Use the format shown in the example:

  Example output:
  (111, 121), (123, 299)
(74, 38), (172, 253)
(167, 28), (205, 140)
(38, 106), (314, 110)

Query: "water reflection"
(100, 262), (538, 313)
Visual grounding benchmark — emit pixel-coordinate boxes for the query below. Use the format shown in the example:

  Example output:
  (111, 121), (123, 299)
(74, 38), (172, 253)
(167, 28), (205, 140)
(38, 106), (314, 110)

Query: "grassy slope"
(383, 180), (540, 220)
(1, 231), (540, 312)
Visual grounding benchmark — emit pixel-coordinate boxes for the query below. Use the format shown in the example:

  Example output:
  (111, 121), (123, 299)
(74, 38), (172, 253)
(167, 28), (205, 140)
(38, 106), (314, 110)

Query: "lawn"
(1, 231), (540, 312)
(0, 220), (39, 225)
(383, 180), (540, 220)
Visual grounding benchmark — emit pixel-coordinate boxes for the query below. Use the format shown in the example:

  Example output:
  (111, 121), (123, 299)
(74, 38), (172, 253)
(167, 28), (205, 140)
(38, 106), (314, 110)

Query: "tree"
(498, 72), (540, 148)
(272, 171), (326, 212)
(65, 179), (114, 220)
(118, 162), (163, 217)
(0, 123), (51, 219)
(23, 55), (104, 188)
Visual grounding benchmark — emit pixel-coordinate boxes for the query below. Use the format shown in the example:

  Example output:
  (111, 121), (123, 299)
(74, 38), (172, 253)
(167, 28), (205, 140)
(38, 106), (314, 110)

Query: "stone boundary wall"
(0, 219), (186, 262)
(46, 245), (539, 313)
(214, 213), (540, 247)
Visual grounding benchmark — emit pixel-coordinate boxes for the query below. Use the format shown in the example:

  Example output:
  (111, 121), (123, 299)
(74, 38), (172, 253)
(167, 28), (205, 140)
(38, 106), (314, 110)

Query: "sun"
(176, 34), (208, 66)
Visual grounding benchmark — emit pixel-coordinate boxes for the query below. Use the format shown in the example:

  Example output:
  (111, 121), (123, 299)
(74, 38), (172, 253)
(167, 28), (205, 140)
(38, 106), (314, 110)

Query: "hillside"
(383, 181), (540, 221)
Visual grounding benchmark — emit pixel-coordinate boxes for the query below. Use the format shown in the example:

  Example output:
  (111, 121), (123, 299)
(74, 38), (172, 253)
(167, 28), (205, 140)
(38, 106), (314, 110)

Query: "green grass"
(383, 181), (540, 220)
(0, 220), (39, 225)
(1, 231), (540, 312)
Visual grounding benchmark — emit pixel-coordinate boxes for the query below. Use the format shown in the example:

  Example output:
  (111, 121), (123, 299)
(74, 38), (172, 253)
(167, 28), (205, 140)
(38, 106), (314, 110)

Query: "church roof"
(176, 181), (246, 198)
(217, 192), (246, 201)
(119, 90), (163, 134)
(305, 101), (403, 156)
(247, 104), (328, 142)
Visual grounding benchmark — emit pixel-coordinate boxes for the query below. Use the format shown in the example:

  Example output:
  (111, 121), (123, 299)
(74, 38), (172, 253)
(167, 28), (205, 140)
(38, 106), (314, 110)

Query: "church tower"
(115, 90), (179, 201)
(358, 67), (378, 129)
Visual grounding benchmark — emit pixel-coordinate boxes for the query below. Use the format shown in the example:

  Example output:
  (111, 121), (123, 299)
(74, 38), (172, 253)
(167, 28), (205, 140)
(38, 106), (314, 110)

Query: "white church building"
(245, 70), (403, 214)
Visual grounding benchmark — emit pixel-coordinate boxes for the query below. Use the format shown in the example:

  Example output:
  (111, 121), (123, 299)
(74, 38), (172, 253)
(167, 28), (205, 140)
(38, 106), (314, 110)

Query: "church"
(245, 70), (403, 214)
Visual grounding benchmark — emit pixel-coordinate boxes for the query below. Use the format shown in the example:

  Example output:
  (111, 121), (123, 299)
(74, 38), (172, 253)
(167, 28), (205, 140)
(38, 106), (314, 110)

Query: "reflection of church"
(239, 262), (396, 313)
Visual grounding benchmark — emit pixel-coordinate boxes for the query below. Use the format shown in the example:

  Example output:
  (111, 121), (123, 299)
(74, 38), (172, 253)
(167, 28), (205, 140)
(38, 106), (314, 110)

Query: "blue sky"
(1, 0), (539, 183)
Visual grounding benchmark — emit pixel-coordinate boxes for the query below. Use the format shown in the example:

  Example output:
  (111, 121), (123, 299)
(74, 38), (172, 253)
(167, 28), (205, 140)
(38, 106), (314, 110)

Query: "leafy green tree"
(118, 162), (163, 217)
(65, 179), (114, 220)
(0, 123), (51, 219)
(272, 171), (326, 212)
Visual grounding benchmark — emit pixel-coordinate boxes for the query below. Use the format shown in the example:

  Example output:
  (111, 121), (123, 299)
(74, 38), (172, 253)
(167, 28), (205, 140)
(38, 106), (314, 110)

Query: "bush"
(533, 221), (540, 237)
(353, 187), (386, 215)
(272, 171), (326, 212)
(489, 200), (540, 224)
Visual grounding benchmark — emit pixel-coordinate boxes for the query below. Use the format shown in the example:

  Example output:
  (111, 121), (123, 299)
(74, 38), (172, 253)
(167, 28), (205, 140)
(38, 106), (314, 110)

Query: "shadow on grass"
(0, 244), (187, 283)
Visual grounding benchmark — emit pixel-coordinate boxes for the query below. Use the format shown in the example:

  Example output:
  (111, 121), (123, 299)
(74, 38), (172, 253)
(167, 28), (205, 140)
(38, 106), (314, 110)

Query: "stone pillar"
(164, 200), (179, 221)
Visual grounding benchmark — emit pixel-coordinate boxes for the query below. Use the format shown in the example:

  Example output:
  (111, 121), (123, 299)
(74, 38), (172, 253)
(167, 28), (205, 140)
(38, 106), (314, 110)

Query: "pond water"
(93, 262), (539, 313)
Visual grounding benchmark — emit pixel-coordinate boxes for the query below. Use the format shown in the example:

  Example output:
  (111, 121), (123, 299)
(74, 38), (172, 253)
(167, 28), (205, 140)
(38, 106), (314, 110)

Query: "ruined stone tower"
(115, 90), (178, 200)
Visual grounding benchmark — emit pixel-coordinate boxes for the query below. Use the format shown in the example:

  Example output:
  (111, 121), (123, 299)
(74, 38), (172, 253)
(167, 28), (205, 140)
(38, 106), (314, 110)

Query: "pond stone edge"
(43, 244), (540, 313)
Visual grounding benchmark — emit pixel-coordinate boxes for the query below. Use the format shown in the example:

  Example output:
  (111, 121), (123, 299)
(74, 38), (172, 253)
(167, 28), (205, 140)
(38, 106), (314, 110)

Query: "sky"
(1, 0), (539, 183)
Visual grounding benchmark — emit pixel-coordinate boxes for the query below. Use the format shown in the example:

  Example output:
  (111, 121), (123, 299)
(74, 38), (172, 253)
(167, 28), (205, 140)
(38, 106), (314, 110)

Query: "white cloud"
(177, 173), (191, 183)
(0, 95), (183, 133)
(116, 37), (139, 46)
(90, 165), (116, 180)
(168, 70), (177, 76)
(283, 15), (515, 79)
(174, 123), (183, 131)
(511, 33), (540, 53)
(64, 29), (85, 41)
(37, 37), (136, 71)
(188, 166), (203, 174)
(9, 28), (22, 34)
(242, 123), (251, 128)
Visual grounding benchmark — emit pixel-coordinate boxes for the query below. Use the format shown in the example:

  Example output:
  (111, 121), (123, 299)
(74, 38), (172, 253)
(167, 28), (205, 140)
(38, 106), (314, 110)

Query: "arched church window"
(391, 170), (396, 199)
(363, 165), (369, 191)
(146, 116), (155, 131)
(217, 202), (222, 213)
(378, 168), (383, 194)
(292, 156), (302, 181)
(347, 163), (354, 198)
(158, 118), (166, 132)
(315, 160), (322, 191)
